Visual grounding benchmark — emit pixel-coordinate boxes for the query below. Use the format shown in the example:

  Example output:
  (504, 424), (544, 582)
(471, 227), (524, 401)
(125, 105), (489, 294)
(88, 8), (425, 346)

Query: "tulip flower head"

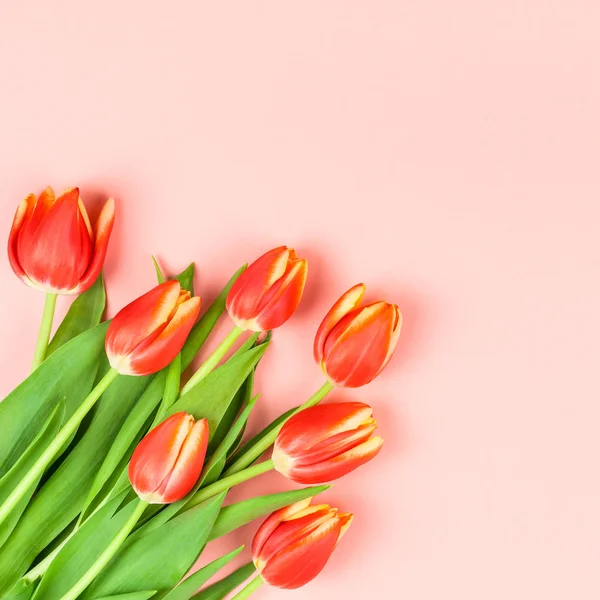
(314, 284), (401, 388)
(226, 246), (308, 332)
(106, 280), (201, 376)
(273, 402), (383, 484)
(8, 187), (115, 294)
(129, 412), (209, 504)
(252, 498), (353, 589)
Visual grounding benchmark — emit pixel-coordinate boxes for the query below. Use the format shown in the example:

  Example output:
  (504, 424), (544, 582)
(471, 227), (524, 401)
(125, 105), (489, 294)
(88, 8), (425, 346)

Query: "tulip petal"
(128, 412), (193, 503)
(252, 258), (308, 331)
(273, 402), (373, 467)
(282, 436), (384, 484)
(252, 498), (312, 562)
(322, 302), (398, 387)
(259, 517), (341, 589)
(7, 194), (36, 286)
(289, 422), (378, 468)
(314, 284), (366, 363)
(17, 187), (93, 292)
(158, 417), (209, 503)
(125, 296), (202, 376)
(72, 197), (116, 294)
(336, 513), (354, 543)
(226, 246), (290, 324)
(106, 280), (182, 368)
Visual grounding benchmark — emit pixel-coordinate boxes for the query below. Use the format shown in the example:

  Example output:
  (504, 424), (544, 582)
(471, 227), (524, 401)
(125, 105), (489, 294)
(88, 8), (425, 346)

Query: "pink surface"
(1, 2), (599, 598)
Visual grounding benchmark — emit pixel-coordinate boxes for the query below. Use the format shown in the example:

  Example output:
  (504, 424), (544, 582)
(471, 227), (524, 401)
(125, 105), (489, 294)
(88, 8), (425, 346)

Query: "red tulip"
(8, 187), (115, 294)
(314, 284), (401, 388)
(272, 402), (383, 484)
(252, 498), (353, 589)
(226, 246), (307, 332)
(106, 280), (201, 376)
(128, 412), (209, 504)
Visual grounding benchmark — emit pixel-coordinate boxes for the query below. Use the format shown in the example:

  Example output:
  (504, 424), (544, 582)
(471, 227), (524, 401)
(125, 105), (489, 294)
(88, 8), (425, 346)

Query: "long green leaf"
(168, 344), (268, 437)
(82, 495), (226, 599)
(1, 578), (40, 600)
(0, 323), (107, 479)
(34, 494), (135, 600)
(46, 274), (106, 357)
(208, 485), (329, 541)
(161, 547), (244, 600)
(95, 592), (157, 600)
(191, 563), (256, 600)
(0, 401), (65, 546)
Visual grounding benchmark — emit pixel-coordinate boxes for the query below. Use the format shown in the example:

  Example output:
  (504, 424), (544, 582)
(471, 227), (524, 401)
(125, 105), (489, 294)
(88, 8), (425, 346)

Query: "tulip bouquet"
(0, 187), (402, 600)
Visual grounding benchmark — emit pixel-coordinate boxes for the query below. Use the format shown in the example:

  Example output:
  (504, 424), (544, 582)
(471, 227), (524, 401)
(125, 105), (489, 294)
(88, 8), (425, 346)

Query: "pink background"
(1, 1), (600, 598)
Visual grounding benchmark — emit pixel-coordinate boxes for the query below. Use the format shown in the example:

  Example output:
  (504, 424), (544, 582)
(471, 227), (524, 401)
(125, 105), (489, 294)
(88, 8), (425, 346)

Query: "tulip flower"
(8, 186), (115, 295)
(315, 283), (402, 388)
(226, 246), (308, 332)
(106, 280), (202, 377)
(129, 412), (209, 504)
(272, 402), (383, 484)
(182, 246), (307, 395)
(251, 498), (353, 590)
(8, 186), (116, 370)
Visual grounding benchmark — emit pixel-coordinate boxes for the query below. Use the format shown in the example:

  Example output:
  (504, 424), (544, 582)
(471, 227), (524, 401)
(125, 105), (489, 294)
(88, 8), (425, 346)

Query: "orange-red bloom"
(226, 246), (307, 332)
(273, 402), (383, 484)
(128, 412), (209, 504)
(314, 284), (401, 388)
(252, 498), (352, 589)
(106, 280), (201, 376)
(8, 187), (115, 294)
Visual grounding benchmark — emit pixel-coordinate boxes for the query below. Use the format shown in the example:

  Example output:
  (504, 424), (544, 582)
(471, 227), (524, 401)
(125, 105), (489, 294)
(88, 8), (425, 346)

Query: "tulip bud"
(128, 412), (209, 504)
(8, 187), (115, 294)
(226, 246), (307, 332)
(314, 284), (401, 388)
(106, 280), (201, 376)
(252, 498), (353, 589)
(273, 402), (383, 484)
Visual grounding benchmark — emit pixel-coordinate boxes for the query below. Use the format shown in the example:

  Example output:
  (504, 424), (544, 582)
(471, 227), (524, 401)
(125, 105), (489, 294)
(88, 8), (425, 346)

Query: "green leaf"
(83, 495), (226, 599)
(152, 257), (166, 284)
(95, 593), (157, 600)
(0, 401), (65, 547)
(168, 344), (268, 439)
(34, 494), (136, 600)
(192, 563), (256, 600)
(0, 368), (151, 595)
(161, 547), (244, 600)
(156, 353), (182, 423)
(202, 396), (257, 486)
(1, 578), (40, 600)
(46, 274), (106, 357)
(174, 263), (195, 295)
(208, 485), (329, 541)
(225, 406), (298, 470)
(0, 323), (107, 479)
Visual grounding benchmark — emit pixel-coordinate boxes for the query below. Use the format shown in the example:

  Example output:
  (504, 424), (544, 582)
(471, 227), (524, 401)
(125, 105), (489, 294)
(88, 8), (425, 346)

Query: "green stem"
(223, 380), (334, 476)
(31, 293), (58, 372)
(0, 368), (119, 528)
(58, 500), (147, 600)
(187, 459), (274, 510)
(231, 575), (264, 600)
(180, 325), (244, 395)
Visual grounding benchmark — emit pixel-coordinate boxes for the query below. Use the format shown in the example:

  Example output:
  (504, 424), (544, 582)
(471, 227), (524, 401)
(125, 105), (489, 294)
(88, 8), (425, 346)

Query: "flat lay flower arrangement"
(0, 187), (402, 600)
